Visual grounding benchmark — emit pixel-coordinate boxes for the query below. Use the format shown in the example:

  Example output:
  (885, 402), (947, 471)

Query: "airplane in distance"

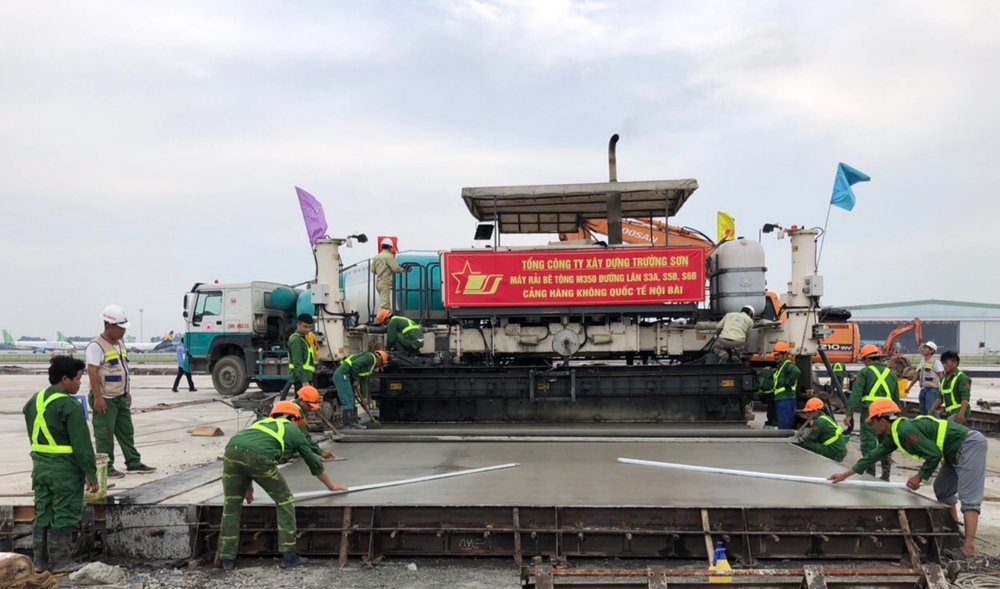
(3, 330), (78, 353)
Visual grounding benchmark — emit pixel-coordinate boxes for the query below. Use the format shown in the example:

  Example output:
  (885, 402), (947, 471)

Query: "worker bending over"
(372, 238), (404, 311)
(334, 350), (387, 429)
(843, 345), (899, 481)
(375, 309), (425, 356)
(711, 305), (754, 362)
(797, 398), (847, 462)
(829, 399), (986, 559)
(24, 356), (100, 574)
(771, 341), (800, 430)
(931, 351), (971, 423)
(291, 386), (336, 460)
(281, 314), (316, 400)
(219, 401), (347, 570)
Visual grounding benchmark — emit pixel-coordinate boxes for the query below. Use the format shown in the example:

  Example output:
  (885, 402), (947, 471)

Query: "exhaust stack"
(607, 134), (622, 245)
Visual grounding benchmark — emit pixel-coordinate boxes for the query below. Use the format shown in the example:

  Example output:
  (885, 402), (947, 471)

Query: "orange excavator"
(559, 218), (862, 364)
(883, 318), (923, 357)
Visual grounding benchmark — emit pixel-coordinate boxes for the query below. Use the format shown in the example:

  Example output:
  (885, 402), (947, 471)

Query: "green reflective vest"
(861, 365), (893, 403)
(939, 371), (966, 413)
(250, 417), (287, 455)
(31, 389), (73, 454)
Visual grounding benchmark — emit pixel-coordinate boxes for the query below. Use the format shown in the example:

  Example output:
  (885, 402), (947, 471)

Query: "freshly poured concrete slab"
(202, 440), (940, 509)
(341, 423), (793, 438)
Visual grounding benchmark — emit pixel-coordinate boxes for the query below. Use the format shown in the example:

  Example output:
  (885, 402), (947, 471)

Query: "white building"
(843, 300), (1000, 356)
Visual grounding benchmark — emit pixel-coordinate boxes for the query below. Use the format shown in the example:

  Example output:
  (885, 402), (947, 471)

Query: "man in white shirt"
(712, 305), (755, 362)
(907, 341), (944, 415)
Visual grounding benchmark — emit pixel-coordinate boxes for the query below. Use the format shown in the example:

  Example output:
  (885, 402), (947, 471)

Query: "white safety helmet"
(100, 305), (131, 328)
(380, 237), (394, 248)
(741, 305), (755, 318)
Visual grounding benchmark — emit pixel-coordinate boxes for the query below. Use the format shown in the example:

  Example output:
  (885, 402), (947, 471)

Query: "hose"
(951, 574), (1000, 588)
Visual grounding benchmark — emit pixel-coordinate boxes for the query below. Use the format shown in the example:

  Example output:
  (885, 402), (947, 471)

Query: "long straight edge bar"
(291, 462), (521, 502)
(618, 457), (907, 489)
(338, 436), (794, 443)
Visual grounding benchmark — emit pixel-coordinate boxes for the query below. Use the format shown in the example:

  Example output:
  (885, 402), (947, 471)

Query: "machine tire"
(212, 356), (249, 397)
(256, 380), (285, 393)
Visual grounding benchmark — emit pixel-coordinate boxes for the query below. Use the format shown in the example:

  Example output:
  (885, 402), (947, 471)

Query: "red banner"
(442, 247), (705, 308)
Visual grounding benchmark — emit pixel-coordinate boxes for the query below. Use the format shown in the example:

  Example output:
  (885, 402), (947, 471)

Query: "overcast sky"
(2, 0), (998, 340)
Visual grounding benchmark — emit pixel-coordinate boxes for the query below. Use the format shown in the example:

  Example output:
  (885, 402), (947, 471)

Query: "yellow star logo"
(450, 261), (504, 296)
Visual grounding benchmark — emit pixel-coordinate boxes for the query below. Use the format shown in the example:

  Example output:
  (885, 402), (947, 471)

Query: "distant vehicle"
(3, 330), (78, 353)
(125, 331), (179, 353)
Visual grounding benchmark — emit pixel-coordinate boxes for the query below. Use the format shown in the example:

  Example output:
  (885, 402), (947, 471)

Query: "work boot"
(32, 528), (48, 573)
(48, 529), (87, 574)
(107, 468), (126, 479)
(280, 552), (307, 568)
(221, 559), (235, 571)
(865, 467), (876, 477)
(127, 463), (157, 473)
(340, 409), (365, 430)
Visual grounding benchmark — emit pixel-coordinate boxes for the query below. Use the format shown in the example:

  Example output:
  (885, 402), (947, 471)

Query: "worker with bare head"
(86, 305), (155, 478)
(711, 305), (755, 363)
(843, 345), (899, 481)
(930, 351), (971, 424)
(280, 314), (316, 401)
(371, 238), (404, 311)
(907, 342), (943, 415)
(829, 399), (986, 559)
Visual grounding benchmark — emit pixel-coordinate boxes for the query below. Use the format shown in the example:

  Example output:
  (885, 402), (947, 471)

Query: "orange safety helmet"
(376, 309), (391, 325)
(866, 398), (901, 421)
(374, 349), (389, 365)
(803, 397), (824, 412)
(859, 344), (882, 359)
(773, 341), (790, 354)
(270, 400), (303, 421)
(296, 385), (321, 409)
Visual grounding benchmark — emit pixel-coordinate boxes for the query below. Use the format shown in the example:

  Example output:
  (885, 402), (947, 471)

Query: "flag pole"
(816, 200), (833, 269)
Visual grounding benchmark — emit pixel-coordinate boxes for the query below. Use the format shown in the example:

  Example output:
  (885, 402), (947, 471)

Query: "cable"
(951, 573), (1000, 589)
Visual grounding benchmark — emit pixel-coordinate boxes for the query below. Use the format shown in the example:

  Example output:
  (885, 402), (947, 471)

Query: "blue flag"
(295, 186), (328, 245)
(829, 163), (870, 212)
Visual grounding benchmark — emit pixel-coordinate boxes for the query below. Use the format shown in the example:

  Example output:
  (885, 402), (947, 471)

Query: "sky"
(1, 0), (999, 340)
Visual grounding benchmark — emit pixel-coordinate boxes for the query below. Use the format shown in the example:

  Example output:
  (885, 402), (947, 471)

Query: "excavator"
(559, 218), (861, 364)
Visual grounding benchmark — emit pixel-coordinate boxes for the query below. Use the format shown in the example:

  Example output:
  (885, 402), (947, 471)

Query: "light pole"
(139, 308), (144, 342)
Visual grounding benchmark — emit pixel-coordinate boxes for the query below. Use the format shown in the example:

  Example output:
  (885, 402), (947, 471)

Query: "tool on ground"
(355, 389), (381, 429)
(291, 462), (520, 502)
(617, 457), (905, 489)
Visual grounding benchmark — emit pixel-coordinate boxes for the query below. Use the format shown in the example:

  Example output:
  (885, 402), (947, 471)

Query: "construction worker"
(23, 356), (99, 574)
(771, 341), (800, 430)
(829, 399), (986, 559)
(756, 366), (777, 429)
(831, 362), (847, 392)
(86, 305), (155, 478)
(219, 401), (348, 570)
(843, 344), (899, 481)
(908, 342), (943, 415)
(711, 305), (754, 362)
(171, 335), (197, 393)
(291, 386), (336, 461)
(281, 314), (315, 401)
(333, 350), (387, 429)
(372, 238), (404, 311)
(797, 398), (847, 462)
(931, 351), (971, 423)
(375, 309), (425, 356)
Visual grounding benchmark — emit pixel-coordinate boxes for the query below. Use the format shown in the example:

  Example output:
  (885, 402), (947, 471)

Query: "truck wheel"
(257, 380), (285, 393)
(212, 356), (249, 397)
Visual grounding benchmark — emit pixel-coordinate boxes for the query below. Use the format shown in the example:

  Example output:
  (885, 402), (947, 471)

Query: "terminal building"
(843, 299), (1000, 356)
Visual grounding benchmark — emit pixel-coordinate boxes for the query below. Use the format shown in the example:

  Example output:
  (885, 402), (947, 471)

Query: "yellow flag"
(717, 212), (735, 242)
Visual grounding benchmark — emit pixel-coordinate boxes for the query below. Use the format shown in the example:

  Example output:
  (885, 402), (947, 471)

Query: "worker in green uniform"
(23, 356), (99, 574)
(829, 399), (987, 559)
(771, 341), (801, 430)
(219, 401), (348, 570)
(756, 366), (776, 429)
(280, 314), (315, 401)
(375, 309), (425, 356)
(797, 398), (847, 462)
(831, 362), (847, 392)
(333, 350), (387, 429)
(843, 344), (899, 481)
(291, 385), (337, 460)
(930, 351), (972, 424)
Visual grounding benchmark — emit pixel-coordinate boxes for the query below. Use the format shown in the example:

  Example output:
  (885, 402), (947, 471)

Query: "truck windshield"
(193, 291), (223, 324)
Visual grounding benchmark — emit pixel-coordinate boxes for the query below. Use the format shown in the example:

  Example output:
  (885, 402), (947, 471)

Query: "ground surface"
(2, 365), (1000, 587)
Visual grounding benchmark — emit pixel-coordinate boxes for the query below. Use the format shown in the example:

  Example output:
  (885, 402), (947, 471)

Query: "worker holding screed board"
(796, 398), (847, 463)
(828, 399), (987, 559)
(218, 401), (348, 571)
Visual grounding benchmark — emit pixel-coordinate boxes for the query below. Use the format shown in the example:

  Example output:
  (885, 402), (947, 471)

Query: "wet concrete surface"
(205, 439), (941, 509)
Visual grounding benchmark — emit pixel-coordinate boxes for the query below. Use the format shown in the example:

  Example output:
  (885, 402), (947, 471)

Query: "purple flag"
(295, 186), (328, 245)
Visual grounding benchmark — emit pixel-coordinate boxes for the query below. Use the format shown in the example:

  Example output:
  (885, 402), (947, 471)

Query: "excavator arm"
(559, 218), (716, 256)
(883, 318), (923, 357)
